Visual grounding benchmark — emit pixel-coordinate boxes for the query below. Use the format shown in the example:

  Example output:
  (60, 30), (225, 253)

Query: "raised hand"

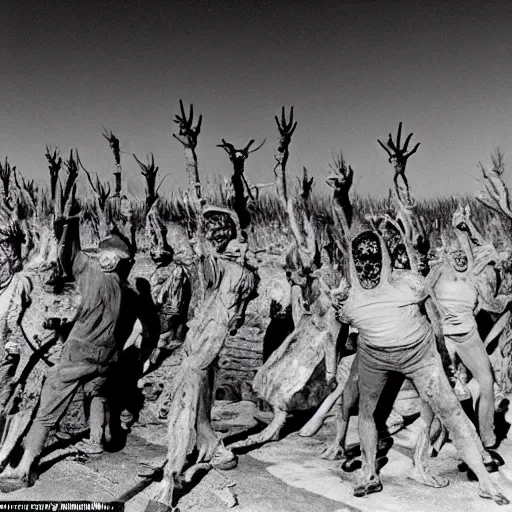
(173, 100), (202, 149)
(378, 122), (420, 204)
(275, 106), (297, 153)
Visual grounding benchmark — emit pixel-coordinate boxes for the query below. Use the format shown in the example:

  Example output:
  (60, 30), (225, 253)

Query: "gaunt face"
(449, 249), (468, 273)
(204, 213), (236, 253)
(352, 232), (382, 289)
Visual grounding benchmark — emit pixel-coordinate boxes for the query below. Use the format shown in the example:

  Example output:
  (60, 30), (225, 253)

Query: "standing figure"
(332, 228), (508, 505)
(0, 195), (158, 490)
(429, 205), (512, 451)
(145, 206), (258, 512)
(0, 207), (33, 416)
(228, 198), (343, 451)
(145, 201), (193, 369)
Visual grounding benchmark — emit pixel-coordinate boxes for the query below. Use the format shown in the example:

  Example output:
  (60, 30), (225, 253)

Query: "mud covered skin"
(148, 207), (258, 510)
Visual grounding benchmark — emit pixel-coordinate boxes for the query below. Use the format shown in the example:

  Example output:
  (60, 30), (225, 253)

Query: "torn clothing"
(150, 263), (191, 346)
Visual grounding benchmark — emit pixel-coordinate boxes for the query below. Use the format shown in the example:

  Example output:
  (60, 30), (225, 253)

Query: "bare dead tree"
(173, 100), (203, 201)
(133, 153), (166, 215)
(13, 170), (38, 217)
(77, 154), (111, 240)
(0, 158), (16, 211)
(102, 128), (122, 197)
(45, 146), (62, 203)
(327, 151), (354, 229)
(377, 121), (420, 205)
(298, 166), (314, 205)
(477, 149), (512, 218)
(274, 106), (297, 206)
(217, 138), (266, 229)
(61, 151), (80, 209)
(377, 123), (430, 270)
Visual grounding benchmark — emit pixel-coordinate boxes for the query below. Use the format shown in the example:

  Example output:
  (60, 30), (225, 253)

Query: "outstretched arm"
(378, 123), (430, 271)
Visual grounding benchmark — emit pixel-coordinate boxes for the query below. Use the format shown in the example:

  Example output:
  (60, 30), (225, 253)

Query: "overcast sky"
(2, 0), (511, 200)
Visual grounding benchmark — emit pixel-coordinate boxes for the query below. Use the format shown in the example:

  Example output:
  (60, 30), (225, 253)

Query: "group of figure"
(0, 123), (509, 512)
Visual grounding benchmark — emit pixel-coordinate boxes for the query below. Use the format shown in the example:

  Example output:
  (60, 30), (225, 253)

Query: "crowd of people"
(0, 124), (509, 512)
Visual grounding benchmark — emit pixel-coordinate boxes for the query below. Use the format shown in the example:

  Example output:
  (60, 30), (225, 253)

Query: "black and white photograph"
(1, 0), (512, 510)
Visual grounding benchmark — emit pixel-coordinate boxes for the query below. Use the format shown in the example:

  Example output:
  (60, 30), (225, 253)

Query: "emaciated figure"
(145, 201), (193, 369)
(146, 206), (258, 512)
(332, 229), (508, 505)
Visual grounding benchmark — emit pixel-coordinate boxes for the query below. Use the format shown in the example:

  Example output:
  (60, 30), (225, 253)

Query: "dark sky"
(2, 0), (512, 199)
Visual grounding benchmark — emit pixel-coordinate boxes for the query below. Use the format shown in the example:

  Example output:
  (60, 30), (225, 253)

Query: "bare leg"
(322, 363), (359, 460)
(0, 420), (50, 490)
(354, 360), (388, 497)
(300, 354), (358, 439)
(453, 333), (496, 448)
(196, 371), (235, 468)
(299, 385), (343, 437)
(0, 411), (33, 473)
(410, 353), (509, 506)
(76, 397), (106, 454)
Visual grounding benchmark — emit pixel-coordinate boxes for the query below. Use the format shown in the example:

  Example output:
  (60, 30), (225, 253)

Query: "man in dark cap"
(0, 206), (158, 490)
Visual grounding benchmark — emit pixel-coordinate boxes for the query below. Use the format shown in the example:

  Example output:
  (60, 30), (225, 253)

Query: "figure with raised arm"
(429, 204), (512, 454)
(145, 206), (258, 512)
(0, 185), (159, 490)
(330, 225), (508, 504)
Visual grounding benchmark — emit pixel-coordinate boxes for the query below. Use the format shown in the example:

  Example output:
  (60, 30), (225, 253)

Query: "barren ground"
(1, 401), (511, 512)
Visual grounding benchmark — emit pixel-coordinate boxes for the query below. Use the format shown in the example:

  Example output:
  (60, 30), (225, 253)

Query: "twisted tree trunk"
(185, 147), (201, 201)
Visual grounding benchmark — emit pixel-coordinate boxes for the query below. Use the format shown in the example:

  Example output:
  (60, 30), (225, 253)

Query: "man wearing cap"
(0, 207), (158, 490)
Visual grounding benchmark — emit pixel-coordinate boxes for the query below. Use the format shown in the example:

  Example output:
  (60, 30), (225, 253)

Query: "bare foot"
(353, 474), (383, 497)
(410, 465), (449, 488)
(229, 424), (282, 450)
(321, 442), (345, 461)
(479, 481), (510, 506)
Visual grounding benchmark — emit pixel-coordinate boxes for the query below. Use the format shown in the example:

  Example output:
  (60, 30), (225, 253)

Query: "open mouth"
(454, 256), (468, 269)
(353, 232), (382, 289)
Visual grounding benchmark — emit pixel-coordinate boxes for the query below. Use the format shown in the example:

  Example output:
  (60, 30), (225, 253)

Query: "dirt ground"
(1, 401), (511, 512)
